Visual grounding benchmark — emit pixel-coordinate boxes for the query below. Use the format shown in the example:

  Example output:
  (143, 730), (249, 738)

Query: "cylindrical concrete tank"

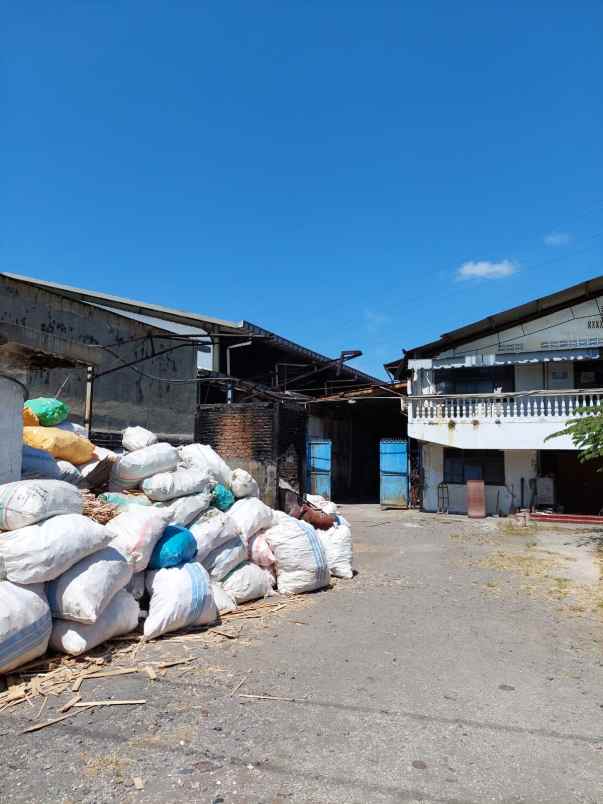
(0, 374), (26, 484)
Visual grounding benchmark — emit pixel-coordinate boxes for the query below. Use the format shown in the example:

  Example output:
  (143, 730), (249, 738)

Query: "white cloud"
(456, 259), (518, 281)
(544, 231), (572, 247)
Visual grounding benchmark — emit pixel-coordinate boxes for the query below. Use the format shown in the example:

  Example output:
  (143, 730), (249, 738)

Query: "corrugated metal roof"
(3, 272), (385, 384)
(385, 275), (603, 369)
(2, 272), (243, 332)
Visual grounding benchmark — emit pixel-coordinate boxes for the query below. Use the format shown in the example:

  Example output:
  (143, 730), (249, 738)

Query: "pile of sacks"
(1, 407), (354, 676)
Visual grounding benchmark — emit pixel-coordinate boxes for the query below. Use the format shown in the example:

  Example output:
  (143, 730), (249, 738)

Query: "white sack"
(144, 562), (217, 640)
(263, 515), (330, 594)
(318, 521), (353, 579)
(189, 509), (240, 562)
(211, 581), (237, 614)
(178, 444), (232, 486)
(142, 468), (211, 502)
(106, 507), (168, 573)
(0, 514), (112, 585)
(50, 590), (140, 656)
(122, 426), (158, 452)
(230, 468), (259, 499)
(0, 582), (51, 674)
(111, 443), (178, 490)
(154, 489), (212, 526)
(126, 571), (146, 601)
(201, 537), (246, 581)
(57, 460), (83, 486)
(222, 561), (275, 604)
(228, 498), (274, 545)
(47, 546), (133, 623)
(306, 494), (338, 515)
(0, 479), (83, 531)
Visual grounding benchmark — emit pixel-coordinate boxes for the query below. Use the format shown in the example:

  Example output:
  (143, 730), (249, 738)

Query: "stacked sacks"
(0, 429), (355, 671)
(45, 506), (170, 655)
(0, 480), (115, 668)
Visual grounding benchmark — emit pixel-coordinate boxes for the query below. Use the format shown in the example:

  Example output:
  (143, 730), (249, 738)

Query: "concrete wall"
(409, 418), (575, 451)
(0, 276), (197, 438)
(421, 443), (537, 515)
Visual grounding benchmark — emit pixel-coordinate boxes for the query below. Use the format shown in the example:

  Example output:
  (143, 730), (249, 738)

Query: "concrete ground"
(2, 505), (603, 804)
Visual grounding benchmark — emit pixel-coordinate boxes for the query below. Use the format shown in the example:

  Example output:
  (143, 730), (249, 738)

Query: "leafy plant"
(545, 404), (603, 466)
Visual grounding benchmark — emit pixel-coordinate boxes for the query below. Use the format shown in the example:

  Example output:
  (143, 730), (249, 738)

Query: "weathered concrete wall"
(421, 443), (537, 515)
(0, 276), (197, 437)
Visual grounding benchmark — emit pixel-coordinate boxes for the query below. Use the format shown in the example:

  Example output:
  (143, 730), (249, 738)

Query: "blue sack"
(148, 524), (198, 570)
(212, 483), (235, 512)
(21, 445), (62, 480)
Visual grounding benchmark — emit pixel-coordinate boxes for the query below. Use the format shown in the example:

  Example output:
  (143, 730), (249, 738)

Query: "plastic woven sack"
(201, 536), (246, 581)
(144, 562), (217, 639)
(317, 521), (353, 579)
(24, 397), (70, 427)
(56, 460), (83, 486)
(0, 513), (112, 584)
(189, 509), (239, 562)
(111, 510), (167, 566)
(23, 427), (95, 465)
(0, 479), (83, 531)
(222, 561), (275, 604)
(0, 582), (52, 674)
(122, 426), (158, 452)
(50, 590), (140, 656)
(263, 515), (330, 594)
(228, 498), (274, 545)
(147, 524), (197, 570)
(22, 407), (39, 427)
(21, 446), (62, 480)
(230, 469), (260, 499)
(153, 489), (212, 526)
(212, 483), (235, 512)
(178, 444), (232, 486)
(142, 468), (211, 502)
(47, 546), (133, 623)
(110, 443), (178, 489)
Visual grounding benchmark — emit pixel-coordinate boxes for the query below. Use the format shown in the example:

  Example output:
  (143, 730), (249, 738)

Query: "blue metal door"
(307, 440), (332, 499)
(380, 439), (408, 508)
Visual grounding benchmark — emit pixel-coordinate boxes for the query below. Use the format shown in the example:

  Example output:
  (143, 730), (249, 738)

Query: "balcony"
(407, 389), (603, 450)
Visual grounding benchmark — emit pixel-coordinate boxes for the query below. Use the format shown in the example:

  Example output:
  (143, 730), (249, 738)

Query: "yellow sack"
(23, 407), (39, 427)
(23, 426), (96, 466)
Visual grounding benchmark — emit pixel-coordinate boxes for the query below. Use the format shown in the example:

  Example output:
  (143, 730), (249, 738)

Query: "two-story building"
(385, 277), (603, 515)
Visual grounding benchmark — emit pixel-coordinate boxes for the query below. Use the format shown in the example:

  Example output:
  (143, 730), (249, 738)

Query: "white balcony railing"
(408, 389), (603, 422)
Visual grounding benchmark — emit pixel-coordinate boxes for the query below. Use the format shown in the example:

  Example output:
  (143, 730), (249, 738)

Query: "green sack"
(212, 483), (235, 512)
(25, 397), (70, 427)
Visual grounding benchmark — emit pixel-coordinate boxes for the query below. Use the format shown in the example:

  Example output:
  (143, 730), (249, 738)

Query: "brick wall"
(195, 402), (307, 508)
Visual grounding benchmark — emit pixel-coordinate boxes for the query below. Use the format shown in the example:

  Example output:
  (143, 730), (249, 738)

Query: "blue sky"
(3, 2), (602, 378)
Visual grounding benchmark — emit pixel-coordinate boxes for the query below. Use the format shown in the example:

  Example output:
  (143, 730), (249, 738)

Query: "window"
(443, 449), (505, 486)
(434, 366), (514, 395)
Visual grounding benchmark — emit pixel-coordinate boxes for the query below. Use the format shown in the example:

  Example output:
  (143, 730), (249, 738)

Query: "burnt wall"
(195, 402), (307, 507)
(0, 276), (197, 438)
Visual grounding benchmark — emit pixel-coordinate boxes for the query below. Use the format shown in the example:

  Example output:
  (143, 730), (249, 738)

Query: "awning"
(432, 348), (600, 369)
